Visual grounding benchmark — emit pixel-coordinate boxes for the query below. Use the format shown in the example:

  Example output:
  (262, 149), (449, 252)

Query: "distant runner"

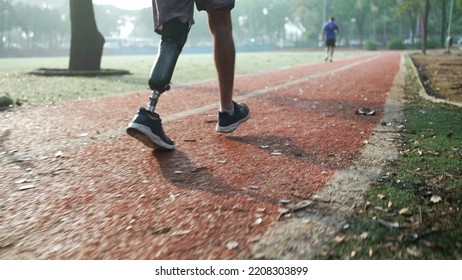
(322, 16), (339, 62)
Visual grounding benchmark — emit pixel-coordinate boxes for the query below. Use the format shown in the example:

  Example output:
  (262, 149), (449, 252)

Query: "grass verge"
(318, 55), (462, 259)
(0, 51), (363, 106)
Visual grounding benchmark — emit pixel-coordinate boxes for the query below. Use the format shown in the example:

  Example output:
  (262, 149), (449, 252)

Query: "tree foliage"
(1, 0), (461, 52)
(0, 0), (68, 50)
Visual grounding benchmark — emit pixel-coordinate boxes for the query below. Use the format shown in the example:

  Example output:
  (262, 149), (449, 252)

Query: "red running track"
(0, 51), (402, 259)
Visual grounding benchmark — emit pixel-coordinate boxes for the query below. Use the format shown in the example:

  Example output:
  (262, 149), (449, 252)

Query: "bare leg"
(325, 45), (333, 61)
(325, 46), (334, 61)
(207, 10), (235, 112)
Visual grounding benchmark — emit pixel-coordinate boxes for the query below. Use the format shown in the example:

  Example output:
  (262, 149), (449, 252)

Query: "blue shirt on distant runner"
(323, 20), (339, 40)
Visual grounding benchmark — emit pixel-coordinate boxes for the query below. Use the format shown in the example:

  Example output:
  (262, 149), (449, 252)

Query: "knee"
(207, 11), (232, 36)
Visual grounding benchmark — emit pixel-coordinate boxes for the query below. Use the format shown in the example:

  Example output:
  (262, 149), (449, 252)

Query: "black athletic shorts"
(325, 39), (336, 47)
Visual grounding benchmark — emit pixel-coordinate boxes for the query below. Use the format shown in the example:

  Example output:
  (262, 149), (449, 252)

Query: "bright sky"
(92, 0), (150, 10)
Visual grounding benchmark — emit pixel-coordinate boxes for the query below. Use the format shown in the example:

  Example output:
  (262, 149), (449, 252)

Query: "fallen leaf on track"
(18, 184), (35, 191)
(226, 241), (238, 250)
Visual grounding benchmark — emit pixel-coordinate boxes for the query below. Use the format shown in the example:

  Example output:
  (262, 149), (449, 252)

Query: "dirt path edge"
(247, 54), (406, 260)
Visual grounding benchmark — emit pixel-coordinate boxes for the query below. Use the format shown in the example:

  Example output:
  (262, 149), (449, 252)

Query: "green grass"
(0, 50), (364, 106)
(319, 55), (462, 260)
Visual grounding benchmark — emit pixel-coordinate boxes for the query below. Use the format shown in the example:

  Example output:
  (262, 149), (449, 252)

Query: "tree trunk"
(422, 0), (430, 55)
(409, 14), (416, 44)
(440, 0), (448, 47)
(69, 0), (105, 71)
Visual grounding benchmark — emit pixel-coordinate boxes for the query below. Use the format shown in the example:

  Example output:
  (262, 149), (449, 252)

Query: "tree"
(69, 0), (105, 71)
(292, 0), (324, 47)
(0, 0), (16, 50)
(422, 0), (430, 54)
(330, 0), (374, 45)
(434, 0), (449, 47)
(396, 0), (424, 44)
(396, 0), (431, 54)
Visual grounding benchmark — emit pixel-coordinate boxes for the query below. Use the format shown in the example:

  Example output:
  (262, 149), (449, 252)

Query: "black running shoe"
(127, 108), (175, 150)
(216, 101), (250, 133)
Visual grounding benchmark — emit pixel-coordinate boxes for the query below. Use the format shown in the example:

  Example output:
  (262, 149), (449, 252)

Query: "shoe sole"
(127, 123), (175, 151)
(216, 112), (251, 133)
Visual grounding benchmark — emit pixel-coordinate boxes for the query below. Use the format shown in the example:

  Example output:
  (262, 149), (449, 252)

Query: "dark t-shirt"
(323, 21), (339, 40)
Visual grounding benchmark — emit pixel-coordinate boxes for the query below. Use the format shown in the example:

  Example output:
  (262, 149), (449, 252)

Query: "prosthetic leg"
(147, 18), (191, 112)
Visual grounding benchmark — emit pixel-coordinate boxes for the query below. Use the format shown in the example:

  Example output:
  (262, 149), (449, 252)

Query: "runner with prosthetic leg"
(127, 0), (250, 151)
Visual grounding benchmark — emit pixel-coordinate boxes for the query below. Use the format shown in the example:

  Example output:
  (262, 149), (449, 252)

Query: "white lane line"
(162, 53), (383, 122)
